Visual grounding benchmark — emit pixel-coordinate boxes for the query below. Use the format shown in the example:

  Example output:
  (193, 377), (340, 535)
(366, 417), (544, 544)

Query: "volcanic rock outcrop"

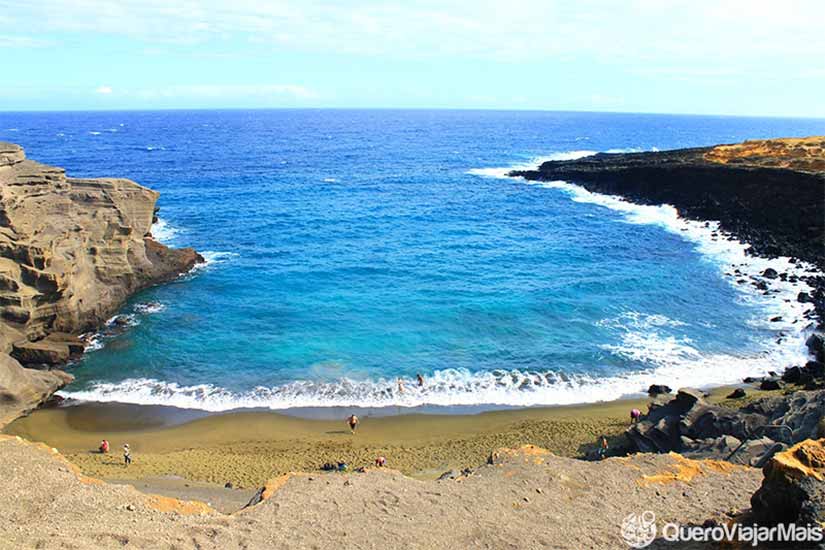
(751, 438), (825, 528)
(0, 142), (201, 425)
(511, 137), (825, 334)
(627, 388), (825, 468)
(511, 136), (825, 269)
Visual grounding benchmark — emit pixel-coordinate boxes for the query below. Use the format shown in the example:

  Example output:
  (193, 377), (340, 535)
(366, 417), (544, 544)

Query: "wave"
(466, 150), (596, 179)
(467, 149), (819, 383)
(133, 301), (166, 315)
(150, 218), (179, 244)
(58, 330), (799, 411)
(88, 131), (102, 136)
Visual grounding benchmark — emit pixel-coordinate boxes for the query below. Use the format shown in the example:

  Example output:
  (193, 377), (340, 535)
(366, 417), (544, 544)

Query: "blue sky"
(1, 0), (824, 116)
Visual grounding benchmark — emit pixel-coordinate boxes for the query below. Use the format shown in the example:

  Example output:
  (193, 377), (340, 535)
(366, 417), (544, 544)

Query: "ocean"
(1, 109), (823, 413)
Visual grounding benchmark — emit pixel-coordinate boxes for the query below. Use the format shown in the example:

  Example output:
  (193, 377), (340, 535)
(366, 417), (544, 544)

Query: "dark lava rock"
(799, 291), (813, 303)
(762, 268), (779, 279)
(437, 470), (459, 481)
(806, 333), (825, 356)
(743, 376), (761, 384)
(760, 378), (784, 391)
(751, 439), (825, 527)
(647, 384), (672, 397)
(782, 366), (803, 384)
(727, 388), (747, 399)
(770, 316), (783, 322)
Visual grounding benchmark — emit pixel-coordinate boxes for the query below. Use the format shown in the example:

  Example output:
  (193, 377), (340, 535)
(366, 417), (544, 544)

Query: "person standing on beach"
(347, 414), (359, 433)
(630, 408), (641, 424)
(123, 443), (132, 466)
(598, 436), (608, 460)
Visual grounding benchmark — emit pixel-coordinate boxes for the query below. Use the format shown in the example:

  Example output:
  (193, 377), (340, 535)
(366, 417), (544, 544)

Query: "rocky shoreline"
(0, 142), (202, 426)
(511, 136), (825, 329)
(0, 136), (824, 547)
(510, 136), (825, 531)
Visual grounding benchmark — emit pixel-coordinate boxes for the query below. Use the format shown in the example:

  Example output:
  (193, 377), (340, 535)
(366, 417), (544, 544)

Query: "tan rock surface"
(704, 135), (825, 173)
(0, 435), (762, 549)
(0, 142), (201, 425)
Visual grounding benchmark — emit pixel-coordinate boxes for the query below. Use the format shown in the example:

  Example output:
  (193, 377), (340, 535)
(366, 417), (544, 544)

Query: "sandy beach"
(4, 386), (760, 495)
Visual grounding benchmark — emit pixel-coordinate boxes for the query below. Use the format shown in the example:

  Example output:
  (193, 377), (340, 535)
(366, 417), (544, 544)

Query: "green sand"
(5, 387), (751, 488)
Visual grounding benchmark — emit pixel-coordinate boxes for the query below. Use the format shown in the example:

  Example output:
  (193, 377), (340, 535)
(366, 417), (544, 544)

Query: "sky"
(1, 0), (824, 116)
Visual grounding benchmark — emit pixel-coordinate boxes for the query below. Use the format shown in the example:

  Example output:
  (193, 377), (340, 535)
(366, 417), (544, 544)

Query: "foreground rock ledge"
(0, 142), (202, 425)
(0, 437), (761, 549)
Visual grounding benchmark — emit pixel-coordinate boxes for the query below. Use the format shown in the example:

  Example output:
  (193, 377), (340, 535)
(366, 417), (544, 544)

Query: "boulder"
(782, 366), (803, 384)
(437, 470), (459, 481)
(806, 333), (824, 357)
(762, 268), (779, 279)
(647, 384), (672, 397)
(727, 388), (747, 399)
(798, 291), (813, 303)
(751, 439), (825, 527)
(760, 378), (783, 391)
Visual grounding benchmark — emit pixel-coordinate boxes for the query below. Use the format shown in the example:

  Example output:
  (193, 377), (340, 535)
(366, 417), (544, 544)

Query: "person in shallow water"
(123, 444), (132, 466)
(416, 373), (424, 387)
(397, 378), (405, 394)
(347, 414), (359, 433)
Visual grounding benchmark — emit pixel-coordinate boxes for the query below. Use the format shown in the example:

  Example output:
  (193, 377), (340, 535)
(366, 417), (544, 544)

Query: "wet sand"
(4, 387), (748, 489)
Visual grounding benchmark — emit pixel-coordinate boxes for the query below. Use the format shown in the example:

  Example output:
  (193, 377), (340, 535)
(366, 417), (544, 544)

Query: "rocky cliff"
(0, 142), (202, 425)
(511, 136), (825, 269)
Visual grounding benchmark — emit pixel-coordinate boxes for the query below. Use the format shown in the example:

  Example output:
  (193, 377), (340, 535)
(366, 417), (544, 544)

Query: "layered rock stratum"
(0, 142), (201, 425)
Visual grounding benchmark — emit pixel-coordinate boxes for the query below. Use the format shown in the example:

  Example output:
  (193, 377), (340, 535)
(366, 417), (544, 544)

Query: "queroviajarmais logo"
(621, 511), (657, 548)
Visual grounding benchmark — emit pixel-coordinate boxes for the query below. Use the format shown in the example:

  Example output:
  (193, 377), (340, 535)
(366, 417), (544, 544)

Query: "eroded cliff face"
(0, 142), (202, 425)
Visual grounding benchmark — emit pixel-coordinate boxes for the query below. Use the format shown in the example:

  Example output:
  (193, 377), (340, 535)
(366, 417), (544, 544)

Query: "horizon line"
(1, 106), (824, 121)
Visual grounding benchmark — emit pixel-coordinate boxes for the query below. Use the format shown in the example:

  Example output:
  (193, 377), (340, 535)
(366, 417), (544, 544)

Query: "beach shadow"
(325, 430), (350, 435)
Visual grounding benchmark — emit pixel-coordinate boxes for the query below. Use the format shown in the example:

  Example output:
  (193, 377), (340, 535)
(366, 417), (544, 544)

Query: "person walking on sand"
(598, 436), (608, 460)
(123, 443), (132, 466)
(347, 414), (359, 434)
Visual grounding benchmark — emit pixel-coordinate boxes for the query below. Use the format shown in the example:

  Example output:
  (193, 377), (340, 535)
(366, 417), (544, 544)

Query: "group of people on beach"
(98, 439), (131, 466)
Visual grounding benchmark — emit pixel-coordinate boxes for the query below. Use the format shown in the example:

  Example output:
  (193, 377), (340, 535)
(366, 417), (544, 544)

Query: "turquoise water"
(1, 110), (822, 411)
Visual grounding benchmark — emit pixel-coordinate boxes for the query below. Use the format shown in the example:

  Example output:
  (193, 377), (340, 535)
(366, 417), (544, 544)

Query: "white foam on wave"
(150, 218), (179, 244)
(88, 131), (102, 136)
(466, 150), (597, 179)
(465, 149), (820, 392)
(322, 177), (338, 183)
(185, 251), (240, 276)
(133, 302), (166, 315)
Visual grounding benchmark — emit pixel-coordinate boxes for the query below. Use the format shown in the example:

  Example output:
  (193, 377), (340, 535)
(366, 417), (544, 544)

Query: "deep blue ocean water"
(1, 110), (823, 411)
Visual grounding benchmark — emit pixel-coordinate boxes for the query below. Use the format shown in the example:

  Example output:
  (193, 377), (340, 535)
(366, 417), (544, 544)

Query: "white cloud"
(95, 85), (113, 94)
(5, 0), (824, 65)
(132, 83), (318, 100)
